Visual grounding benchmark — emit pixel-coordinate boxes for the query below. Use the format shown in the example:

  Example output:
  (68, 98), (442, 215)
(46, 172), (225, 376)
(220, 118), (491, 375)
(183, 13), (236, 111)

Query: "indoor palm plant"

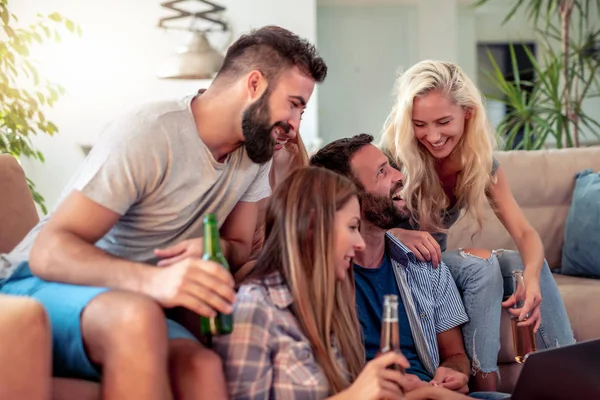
(0, 0), (79, 213)
(475, 0), (600, 150)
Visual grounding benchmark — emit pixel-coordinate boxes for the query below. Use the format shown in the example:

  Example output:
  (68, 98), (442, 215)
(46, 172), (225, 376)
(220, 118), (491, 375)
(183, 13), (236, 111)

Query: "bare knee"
(169, 339), (223, 375)
(169, 340), (227, 400)
(462, 248), (493, 259)
(1, 296), (49, 330)
(21, 300), (51, 351)
(82, 291), (168, 361)
(0, 297), (51, 400)
(24, 299), (50, 332)
(1, 297), (50, 350)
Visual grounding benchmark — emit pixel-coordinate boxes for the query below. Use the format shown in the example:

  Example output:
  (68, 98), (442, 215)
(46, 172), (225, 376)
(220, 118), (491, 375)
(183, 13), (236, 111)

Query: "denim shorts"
(0, 262), (197, 381)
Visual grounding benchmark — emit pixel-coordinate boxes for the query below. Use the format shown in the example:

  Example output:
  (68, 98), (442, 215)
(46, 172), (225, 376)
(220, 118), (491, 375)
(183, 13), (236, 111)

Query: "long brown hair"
(268, 133), (310, 188)
(245, 167), (365, 394)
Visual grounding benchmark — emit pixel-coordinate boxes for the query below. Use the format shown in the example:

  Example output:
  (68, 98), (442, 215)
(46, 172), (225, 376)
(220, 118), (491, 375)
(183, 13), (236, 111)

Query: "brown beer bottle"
(379, 294), (405, 374)
(199, 213), (234, 337)
(510, 270), (537, 363)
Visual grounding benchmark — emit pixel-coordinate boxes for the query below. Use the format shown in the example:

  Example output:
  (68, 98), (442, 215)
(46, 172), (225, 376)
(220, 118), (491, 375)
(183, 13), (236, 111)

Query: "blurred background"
(3, 0), (599, 212)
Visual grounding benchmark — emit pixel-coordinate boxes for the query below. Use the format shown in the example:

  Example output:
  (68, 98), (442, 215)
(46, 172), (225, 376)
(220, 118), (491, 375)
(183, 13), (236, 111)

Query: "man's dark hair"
(309, 134), (374, 179)
(215, 25), (327, 84)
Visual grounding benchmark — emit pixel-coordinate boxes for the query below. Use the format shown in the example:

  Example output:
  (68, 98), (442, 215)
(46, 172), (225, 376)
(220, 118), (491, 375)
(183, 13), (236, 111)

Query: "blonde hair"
(379, 60), (497, 232)
(247, 167), (364, 393)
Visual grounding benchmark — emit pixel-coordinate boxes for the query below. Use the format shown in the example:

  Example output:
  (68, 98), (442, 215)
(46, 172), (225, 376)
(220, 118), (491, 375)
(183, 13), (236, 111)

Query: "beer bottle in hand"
(510, 270), (537, 363)
(199, 213), (234, 336)
(379, 294), (404, 373)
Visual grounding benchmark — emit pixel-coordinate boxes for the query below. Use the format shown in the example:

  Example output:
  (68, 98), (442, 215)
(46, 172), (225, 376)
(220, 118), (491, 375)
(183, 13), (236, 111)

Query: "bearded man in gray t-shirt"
(0, 25), (327, 399)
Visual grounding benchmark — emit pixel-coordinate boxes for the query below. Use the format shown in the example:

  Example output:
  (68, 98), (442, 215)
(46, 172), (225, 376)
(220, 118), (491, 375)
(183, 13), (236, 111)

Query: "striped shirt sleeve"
(433, 262), (469, 333)
(213, 291), (274, 400)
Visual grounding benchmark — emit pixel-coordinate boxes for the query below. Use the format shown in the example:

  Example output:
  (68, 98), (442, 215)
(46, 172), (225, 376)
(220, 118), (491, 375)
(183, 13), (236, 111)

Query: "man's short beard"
(241, 89), (276, 164)
(353, 180), (410, 230)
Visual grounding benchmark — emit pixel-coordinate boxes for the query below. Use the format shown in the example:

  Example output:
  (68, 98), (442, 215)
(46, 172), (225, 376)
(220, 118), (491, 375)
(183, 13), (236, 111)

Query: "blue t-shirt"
(354, 254), (432, 381)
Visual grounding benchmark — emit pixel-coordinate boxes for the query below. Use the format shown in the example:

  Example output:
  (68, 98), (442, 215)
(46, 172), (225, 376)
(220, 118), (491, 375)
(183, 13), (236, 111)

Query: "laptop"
(510, 338), (600, 400)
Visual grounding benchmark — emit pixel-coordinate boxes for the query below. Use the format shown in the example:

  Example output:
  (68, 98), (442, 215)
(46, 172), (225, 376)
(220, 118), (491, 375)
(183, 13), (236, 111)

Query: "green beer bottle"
(199, 213), (234, 336)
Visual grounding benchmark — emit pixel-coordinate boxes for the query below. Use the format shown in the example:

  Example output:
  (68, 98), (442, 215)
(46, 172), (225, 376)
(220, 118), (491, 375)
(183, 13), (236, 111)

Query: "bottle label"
(209, 317), (218, 335)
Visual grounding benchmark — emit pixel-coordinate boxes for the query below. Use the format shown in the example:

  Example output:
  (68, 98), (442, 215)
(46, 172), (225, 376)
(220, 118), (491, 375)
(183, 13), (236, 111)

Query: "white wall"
(11, 0), (318, 211)
(316, 0), (600, 147)
(316, 5), (418, 144)
(417, 0), (457, 63)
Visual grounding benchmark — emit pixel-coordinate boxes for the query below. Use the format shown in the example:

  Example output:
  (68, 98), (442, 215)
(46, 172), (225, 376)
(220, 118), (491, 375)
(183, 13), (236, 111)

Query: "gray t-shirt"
(1, 95), (271, 279)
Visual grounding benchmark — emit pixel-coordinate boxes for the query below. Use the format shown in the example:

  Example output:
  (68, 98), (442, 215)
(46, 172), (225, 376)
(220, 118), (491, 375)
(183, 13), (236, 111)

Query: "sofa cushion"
(554, 273), (600, 341)
(561, 169), (600, 278)
(448, 147), (600, 269)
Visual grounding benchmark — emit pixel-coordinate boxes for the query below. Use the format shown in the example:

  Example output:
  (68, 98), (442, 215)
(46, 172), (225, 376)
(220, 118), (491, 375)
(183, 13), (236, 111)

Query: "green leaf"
(472, 0), (492, 7)
(48, 87), (59, 102)
(503, 0), (526, 25)
(0, 9), (77, 211)
(48, 12), (62, 22)
(24, 60), (40, 86)
(65, 19), (75, 33)
(3, 24), (15, 38)
(13, 42), (30, 56)
(1, 6), (8, 25)
(46, 121), (59, 135)
(508, 43), (521, 87)
(31, 31), (43, 43)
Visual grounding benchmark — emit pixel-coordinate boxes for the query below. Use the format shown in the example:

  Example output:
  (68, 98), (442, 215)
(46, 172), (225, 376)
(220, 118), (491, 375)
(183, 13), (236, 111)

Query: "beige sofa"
(0, 154), (99, 400)
(448, 147), (600, 393)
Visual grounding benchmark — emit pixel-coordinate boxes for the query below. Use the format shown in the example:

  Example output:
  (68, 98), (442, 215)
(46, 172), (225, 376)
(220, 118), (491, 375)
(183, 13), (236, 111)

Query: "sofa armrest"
(0, 154), (39, 253)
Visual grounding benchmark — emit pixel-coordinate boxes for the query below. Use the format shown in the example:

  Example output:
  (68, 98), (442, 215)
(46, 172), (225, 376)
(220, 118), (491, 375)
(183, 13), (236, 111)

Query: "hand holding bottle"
(335, 351), (411, 400)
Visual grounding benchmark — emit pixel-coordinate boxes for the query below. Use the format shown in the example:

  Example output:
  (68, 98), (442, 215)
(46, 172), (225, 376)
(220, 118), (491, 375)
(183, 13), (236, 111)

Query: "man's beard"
(241, 89), (291, 164)
(358, 182), (410, 230)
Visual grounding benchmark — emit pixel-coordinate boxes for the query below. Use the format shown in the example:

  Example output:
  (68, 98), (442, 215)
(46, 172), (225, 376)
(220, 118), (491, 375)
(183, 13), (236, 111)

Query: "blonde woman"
(214, 167), (471, 400)
(380, 60), (575, 391)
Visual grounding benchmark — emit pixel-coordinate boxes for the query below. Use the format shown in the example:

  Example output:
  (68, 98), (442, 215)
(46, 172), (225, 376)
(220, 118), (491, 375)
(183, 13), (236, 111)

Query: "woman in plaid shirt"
(214, 167), (470, 400)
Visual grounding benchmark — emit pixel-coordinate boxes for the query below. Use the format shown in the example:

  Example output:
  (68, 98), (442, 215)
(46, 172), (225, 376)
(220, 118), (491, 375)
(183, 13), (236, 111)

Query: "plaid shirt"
(213, 272), (347, 400)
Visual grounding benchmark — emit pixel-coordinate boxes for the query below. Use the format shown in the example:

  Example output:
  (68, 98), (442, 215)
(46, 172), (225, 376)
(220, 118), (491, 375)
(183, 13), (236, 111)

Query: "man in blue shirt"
(310, 134), (510, 399)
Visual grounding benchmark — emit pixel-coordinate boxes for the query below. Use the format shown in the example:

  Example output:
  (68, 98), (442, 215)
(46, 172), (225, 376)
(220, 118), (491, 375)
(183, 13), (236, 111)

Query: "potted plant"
(0, 0), (79, 213)
(474, 0), (600, 150)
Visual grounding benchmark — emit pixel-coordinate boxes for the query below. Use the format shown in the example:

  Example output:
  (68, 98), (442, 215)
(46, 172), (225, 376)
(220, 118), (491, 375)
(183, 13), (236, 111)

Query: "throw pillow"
(561, 169), (600, 278)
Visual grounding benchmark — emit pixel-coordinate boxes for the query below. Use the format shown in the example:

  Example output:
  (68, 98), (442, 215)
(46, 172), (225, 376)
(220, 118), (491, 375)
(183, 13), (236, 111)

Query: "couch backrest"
(0, 154), (39, 253)
(447, 147), (600, 269)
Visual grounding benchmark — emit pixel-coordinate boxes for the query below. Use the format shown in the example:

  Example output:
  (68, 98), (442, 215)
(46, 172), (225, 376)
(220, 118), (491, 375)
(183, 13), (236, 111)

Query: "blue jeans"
(442, 249), (575, 375)
(470, 392), (511, 399)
